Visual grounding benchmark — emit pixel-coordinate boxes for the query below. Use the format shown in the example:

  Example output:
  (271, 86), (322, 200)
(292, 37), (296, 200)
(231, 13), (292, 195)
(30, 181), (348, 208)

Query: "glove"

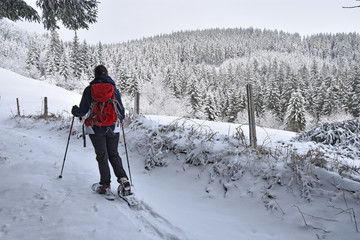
(71, 105), (79, 116)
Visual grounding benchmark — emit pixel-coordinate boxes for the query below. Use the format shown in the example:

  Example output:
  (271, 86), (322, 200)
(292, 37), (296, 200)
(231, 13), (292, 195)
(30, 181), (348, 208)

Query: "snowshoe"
(91, 183), (115, 201)
(118, 178), (131, 196)
(117, 185), (139, 207)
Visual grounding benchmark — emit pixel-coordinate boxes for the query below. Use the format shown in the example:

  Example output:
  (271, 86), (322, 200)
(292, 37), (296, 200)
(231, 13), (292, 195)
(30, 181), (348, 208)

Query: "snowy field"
(0, 68), (359, 240)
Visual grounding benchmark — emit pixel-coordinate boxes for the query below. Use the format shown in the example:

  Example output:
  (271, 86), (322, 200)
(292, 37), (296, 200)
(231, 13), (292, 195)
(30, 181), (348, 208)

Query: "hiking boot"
(118, 177), (131, 196)
(91, 183), (115, 200)
(95, 184), (111, 194)
(103, 187), (114, 199)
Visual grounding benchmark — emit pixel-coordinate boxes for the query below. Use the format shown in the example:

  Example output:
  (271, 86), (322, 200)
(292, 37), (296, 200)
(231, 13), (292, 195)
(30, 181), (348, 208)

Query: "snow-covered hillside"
(0, 68), (359, 240)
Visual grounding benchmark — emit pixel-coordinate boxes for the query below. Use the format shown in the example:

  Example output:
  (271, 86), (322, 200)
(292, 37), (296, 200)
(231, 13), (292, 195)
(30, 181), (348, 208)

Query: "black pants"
(89, 130), (128, 185)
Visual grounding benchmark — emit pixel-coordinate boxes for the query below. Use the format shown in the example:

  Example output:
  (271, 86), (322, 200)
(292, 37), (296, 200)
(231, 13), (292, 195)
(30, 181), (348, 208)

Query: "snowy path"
(0, 118), (188, 240)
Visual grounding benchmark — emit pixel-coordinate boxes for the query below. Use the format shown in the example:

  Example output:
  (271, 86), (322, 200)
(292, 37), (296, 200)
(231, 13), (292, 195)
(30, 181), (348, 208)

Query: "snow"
(0, 68), (359, 240)
(145, 115), (299, 148)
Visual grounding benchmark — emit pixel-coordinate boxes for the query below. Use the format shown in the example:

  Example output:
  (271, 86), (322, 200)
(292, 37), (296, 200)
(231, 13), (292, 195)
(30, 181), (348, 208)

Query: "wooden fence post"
(44, 97), (48, 119)
(246, 84), (257, 148)
(16, 98), (20, 116)
(134, 92), (140, 115)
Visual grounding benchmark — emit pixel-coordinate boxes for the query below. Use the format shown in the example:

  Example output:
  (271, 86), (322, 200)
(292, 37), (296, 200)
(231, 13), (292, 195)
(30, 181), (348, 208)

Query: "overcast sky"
(13, 0), (360, 44)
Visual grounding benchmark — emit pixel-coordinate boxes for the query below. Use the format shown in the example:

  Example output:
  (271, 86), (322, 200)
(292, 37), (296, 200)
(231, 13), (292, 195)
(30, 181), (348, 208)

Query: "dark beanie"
(94, 65), (108, 77)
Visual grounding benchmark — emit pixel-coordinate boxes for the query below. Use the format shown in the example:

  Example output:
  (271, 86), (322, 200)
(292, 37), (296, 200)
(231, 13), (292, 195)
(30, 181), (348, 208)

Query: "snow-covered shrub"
(295, 118), (360, 159)
(126, 115), (360, 216)
(127, 117), (226, 169)
(286, 150), (320, 202)
(129, 117), (310, 192)
(127, 120), (170, 170)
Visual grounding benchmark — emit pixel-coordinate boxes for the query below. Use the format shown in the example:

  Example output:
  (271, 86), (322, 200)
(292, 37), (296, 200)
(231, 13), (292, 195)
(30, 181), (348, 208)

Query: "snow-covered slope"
(0, 68), (359, 240)
(0, 68), (80, 117)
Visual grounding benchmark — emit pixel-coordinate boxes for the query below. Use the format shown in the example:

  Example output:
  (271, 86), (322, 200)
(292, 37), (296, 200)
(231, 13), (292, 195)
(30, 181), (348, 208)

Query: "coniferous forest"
(1, 19), (360, 132)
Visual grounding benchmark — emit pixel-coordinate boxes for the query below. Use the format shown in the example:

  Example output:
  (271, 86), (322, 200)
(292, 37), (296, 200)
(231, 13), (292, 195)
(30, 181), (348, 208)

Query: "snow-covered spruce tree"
(96, 42), (105, 65)
(203, 92), (218, 121)
(283, 66), (300, 105)
(337, 68), (351, 113)
(265, 60), (282, 117)
(307, 60), (320, 119)
(79, 40), (90, 73)
(323, 86), (336, 116)
(298, 64), (310, 92)
(0, 0), (98, 30)
(45, 30), (62, 77)
(58, 51), (72, 89)
(70, 31), (82, 78)
(164, 65), (176, 89)
(255, 85), (266, 118)
(186, 72), (201, 117)
(126, 67), (140, 96)
(266, 77), (281, 117)
(215, 89), (229, 122)
(86, 48), (96, 77)
(312, 73), (327, 122)
(117, 67), (132, 94)
(349, 64), (360, 117)
(322, 66), (341, 116)
(226, 89), (243, 123)
(0, 0), (39, 23)
(25, 42), (41, 78)
(179, 65), (194, 98)
(330, 67), (343, 113)
(275, 63), (287, 120)
(284, 90), (306, 132)
(166, 64), (185, 98)
(320, 65), (334, 116)
(25, 42), (39, 69)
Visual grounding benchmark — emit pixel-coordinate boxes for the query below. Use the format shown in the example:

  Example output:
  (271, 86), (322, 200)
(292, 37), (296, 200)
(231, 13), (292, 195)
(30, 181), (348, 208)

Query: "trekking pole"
(82, 122), (86, 147)
(121, 120), (133, 185)
(59, 116), (75, 178)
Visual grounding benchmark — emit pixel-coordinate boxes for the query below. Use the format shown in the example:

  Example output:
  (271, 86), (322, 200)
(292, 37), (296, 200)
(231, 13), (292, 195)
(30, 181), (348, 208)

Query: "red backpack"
(85, 83), (120, 127)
